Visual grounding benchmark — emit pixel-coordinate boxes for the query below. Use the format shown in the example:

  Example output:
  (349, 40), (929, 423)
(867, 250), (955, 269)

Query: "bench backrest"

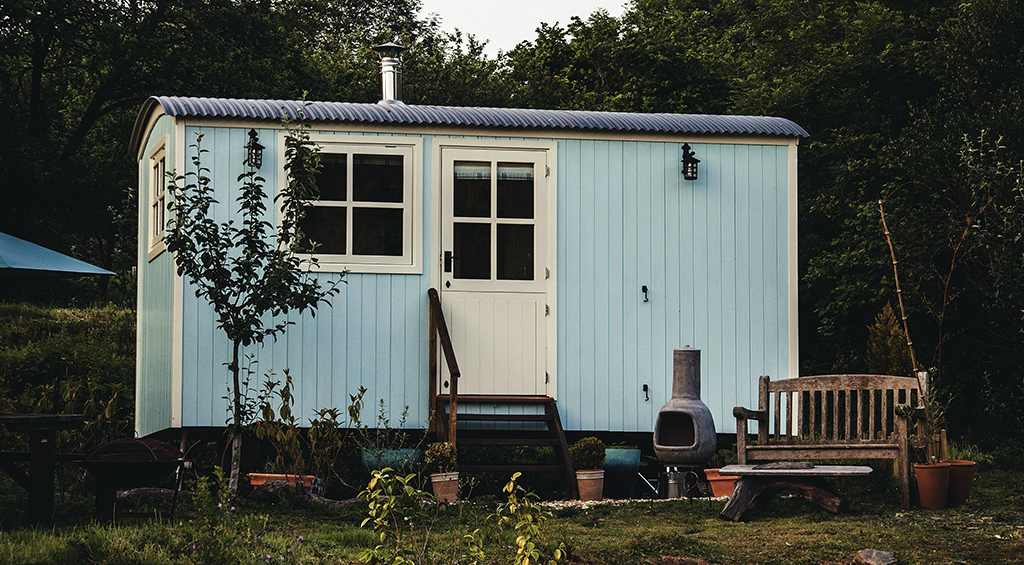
(756, 374), (923, 445)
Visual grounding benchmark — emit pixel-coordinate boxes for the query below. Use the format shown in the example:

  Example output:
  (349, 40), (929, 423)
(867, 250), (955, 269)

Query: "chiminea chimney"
(372, 42), (406, 104)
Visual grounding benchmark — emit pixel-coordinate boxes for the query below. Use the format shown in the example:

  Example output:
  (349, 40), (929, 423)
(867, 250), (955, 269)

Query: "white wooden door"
(440, 148), (549, 396)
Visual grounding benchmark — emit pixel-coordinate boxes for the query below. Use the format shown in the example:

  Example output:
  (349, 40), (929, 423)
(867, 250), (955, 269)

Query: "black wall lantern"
(681, 143), (700, 181)
(246, 129), (264, 169)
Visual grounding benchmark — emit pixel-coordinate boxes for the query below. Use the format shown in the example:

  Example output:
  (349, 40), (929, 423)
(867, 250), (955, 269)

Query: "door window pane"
(318, 154), (347, 200)
(299, 206), (346, 254)
(353, 154), (403, 203)
(497, 224), (534, 280)
(352, 207), (403, 256)
(453, 222), (490, 279)
(497, 163), (534, 219)
(453, 161), (491, 217)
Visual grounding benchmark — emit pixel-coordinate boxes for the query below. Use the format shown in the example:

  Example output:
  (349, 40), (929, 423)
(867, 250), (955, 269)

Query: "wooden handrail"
(427, 288), (460, 445)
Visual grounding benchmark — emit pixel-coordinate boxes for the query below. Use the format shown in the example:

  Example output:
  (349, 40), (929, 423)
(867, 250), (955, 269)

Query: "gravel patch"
(539, 496), (729, 510)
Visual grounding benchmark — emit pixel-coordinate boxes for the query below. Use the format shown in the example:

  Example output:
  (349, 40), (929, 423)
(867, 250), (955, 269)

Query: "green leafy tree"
(164, 115), (338, 493)
(0, 0), (428, 303)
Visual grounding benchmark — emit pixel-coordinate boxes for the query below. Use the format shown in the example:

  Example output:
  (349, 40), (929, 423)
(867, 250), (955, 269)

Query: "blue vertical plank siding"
(553, 139), (792, 434)
(138, 114), (794, 437)
(135, 115), (177, 438)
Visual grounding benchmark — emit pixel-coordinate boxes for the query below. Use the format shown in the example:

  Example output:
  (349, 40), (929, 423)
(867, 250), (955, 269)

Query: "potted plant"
(603, 445), (641, 499)
(571, 436), (606, 501)
(703, 446), (739, 497)
(895, 372), (953, 510)
(879, 209), (954, 510)
(353, 398), (426, 480)
(425, 441), (458, 503)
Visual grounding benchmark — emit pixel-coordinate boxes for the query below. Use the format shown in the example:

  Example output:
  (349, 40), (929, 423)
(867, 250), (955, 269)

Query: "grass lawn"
(0, 466), (1020, 564)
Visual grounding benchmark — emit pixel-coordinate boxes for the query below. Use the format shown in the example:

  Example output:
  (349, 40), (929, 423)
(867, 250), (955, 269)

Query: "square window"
(291, 137), (420, 273)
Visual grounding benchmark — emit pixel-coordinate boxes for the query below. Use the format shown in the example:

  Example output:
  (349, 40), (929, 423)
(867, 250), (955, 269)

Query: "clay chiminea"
(653, 347), (717, 467)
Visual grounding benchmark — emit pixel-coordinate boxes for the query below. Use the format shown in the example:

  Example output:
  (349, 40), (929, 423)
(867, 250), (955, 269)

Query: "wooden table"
(718, 463), (872, 521)
(0, 414), (85, 524)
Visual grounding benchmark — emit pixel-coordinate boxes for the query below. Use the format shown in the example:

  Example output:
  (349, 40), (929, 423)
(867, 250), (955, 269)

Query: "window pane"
(299, 206), (346, 254)
(453, 222), (490, 279)
(453, 161), (490, 217)
(497, 224), (534, 280)
(497, 162), (534, 219)
(352, 207), (403, 256)
(354, 154), (403, 203)
(318, 154), (347, 201)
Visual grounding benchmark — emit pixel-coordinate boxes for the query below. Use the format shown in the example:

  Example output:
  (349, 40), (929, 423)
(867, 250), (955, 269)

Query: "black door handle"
(444, 251), (458, 272)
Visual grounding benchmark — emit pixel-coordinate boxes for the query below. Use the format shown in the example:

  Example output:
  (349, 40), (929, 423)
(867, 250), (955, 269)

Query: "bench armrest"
(733, 407), (767, 465)
(733, 407), (768, 421)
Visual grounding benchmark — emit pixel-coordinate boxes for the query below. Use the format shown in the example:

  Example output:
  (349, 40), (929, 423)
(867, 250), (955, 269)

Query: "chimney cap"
(372, 42), (406, 57)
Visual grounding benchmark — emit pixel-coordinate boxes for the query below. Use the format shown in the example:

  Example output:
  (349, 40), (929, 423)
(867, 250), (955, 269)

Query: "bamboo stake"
(878, 200), (919, 374)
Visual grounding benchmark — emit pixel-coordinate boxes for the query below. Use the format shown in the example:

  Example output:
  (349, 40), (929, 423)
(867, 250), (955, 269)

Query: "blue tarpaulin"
(0, 232), (114, 276)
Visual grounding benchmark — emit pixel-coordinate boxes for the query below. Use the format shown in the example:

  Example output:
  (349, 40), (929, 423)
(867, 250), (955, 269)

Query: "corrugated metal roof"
(132, 96), (807, 156)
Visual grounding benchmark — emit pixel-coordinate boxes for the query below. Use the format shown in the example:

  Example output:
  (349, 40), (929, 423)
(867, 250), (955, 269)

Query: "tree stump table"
(718, 462), (872, 521)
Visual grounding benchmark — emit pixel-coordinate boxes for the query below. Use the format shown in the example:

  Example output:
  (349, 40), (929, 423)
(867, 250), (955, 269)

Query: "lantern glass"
(681, 143), (700, 181)
(247, 129), (264, 169)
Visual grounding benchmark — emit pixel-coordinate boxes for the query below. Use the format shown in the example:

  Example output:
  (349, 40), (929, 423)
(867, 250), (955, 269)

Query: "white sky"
(418, 0), (628, 57)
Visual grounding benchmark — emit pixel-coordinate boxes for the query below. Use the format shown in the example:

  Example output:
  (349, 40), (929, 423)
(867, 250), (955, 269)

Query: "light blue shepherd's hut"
(129, 62), (806, 448)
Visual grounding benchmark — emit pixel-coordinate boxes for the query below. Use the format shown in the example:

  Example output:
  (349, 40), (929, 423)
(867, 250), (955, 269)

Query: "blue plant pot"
(602, 448), (641, 499)
(361, 448), (423, 481)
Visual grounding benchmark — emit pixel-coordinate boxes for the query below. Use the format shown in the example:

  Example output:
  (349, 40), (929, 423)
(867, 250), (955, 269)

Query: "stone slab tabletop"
(719, 463), (873, 477)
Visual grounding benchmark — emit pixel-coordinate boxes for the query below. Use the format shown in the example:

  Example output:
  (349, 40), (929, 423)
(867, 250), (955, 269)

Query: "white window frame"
(147, 138), (168, 261)
(282, 133), (423, 274)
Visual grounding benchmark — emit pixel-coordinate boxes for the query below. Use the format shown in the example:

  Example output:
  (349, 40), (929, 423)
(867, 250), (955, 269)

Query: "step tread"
(446, 413), (550, 422)
(456, 438), (561, 446)
(436, 395), (554, 405)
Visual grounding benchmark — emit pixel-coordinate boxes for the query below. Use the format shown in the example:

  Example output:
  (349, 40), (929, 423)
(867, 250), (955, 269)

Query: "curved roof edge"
(130, 96), (808, 157)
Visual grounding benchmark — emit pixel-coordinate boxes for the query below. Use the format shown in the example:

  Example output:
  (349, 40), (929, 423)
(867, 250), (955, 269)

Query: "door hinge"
(545, 165), (550, 177)
(545, 372), (550, 384)
(545, 267), (550, 280)
(545, 304), (549, 316)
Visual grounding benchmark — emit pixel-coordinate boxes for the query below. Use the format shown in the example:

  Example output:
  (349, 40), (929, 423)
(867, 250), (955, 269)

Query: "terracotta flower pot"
(248, 473), (316, 488)
(942, 460), (976, 506)
(704, 468), (738, 497)
(914, 462), (951, 510)
(430, 471), (459, 503)
(576, 469), (605, 501)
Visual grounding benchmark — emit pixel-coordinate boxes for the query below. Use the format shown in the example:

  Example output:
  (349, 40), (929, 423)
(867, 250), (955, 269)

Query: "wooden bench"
(733, 374), (923, 509)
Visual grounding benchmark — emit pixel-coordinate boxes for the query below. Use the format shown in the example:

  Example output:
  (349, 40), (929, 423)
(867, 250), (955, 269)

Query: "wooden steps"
(435, 394), (579, 499)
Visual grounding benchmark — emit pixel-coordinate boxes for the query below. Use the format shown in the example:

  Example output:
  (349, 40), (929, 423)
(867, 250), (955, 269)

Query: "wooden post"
(28, 429), (56, 524)
(757, 375), (770, 445)
(448, 367), (458, 447)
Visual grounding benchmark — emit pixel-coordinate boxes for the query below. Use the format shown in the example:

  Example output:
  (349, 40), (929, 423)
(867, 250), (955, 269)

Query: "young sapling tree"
(164, 112), (338, 493)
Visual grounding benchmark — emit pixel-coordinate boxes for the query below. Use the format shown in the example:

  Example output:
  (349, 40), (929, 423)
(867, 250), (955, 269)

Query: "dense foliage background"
(0, 304), (135, 452)
(1, 0), (1022, 448)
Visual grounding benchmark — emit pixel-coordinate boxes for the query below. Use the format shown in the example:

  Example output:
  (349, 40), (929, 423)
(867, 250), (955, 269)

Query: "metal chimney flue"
(372, 42), (406, 105)
(653, 348), (717, 467)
